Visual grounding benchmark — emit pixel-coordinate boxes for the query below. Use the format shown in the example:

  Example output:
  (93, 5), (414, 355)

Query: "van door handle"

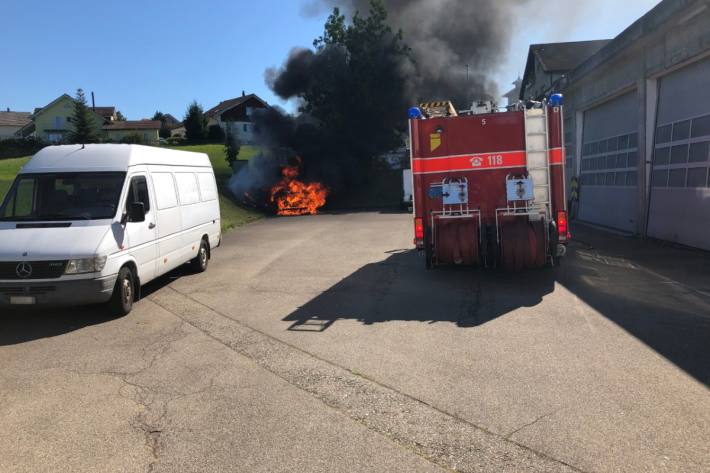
(148, 222), (156, 229)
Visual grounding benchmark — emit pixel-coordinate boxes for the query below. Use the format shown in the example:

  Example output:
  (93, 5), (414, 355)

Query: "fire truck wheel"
(501, 220), (515, 272)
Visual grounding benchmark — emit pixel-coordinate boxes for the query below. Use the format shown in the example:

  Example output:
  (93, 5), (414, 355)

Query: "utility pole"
(465, 64), (471, 107)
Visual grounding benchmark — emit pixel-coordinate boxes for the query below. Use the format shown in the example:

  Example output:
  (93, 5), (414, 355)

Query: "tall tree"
(67, 88), (100, 144)
(183, 101), (208, 142)
(115, 110), (126, 121)
(152, 111), (172, 138)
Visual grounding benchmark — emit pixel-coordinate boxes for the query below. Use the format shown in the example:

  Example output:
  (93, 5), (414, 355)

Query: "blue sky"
(1, 0), (660, 119)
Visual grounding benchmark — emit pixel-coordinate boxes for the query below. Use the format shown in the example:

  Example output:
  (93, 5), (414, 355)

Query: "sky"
(1, 0), (660, 120)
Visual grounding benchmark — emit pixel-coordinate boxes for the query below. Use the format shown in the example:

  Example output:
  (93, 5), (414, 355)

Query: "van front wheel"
(109, 266), (135, 316)
(190, 240), (209, 273)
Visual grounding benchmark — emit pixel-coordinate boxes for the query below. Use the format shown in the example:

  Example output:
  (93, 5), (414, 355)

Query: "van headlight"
(65, 256), (107, 274)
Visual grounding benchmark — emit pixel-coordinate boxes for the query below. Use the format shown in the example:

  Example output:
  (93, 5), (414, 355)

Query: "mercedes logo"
(16, 262), (33, 279)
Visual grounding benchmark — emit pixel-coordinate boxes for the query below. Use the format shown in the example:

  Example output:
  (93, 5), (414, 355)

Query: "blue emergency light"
(408, 107), (423, 119)
(550, 93), (564, 106)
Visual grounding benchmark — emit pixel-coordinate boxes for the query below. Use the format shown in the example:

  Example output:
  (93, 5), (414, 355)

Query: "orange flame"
(269, 162), (328, 216)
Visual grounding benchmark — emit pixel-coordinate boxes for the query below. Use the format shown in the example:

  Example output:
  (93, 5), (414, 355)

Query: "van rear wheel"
(190, 240), (209, 273)
(109, 266), (135, 316)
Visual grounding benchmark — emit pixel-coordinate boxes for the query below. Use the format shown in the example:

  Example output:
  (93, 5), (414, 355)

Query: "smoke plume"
(314, 0), (529, 106)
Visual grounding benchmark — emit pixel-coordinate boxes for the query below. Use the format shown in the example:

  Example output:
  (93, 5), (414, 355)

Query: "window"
(175, 173), (199, 205)
(616, 154), (627, 169)
(590, 142), (599, 155)
(687, 167), (708, 188)
(197, 173), (217, 201)
(654, 147), (670, 165)
(626, 171), (638, 186)
(606, 172), (615, 185)
(126, 176), (150, 212)
(615, 172), (626, 186)
(668, 168), (686, 187)
(688, 142), (709, 163)
(670, 144), (689, 164)
(152, 173), (178, 209)
(0, 172), (125, 221)
(618, 134), (629, 150)
(607, 137), (618, 152)
(627, 151), (638, 168)
(691, 115), (710, 138)
(243, 124), (248, 133)
(628, 133), (638, 148)
(652, 169), (668, 187)
(672, 120), (691, 141)
(53, 116), (63, 128)
(656, 125), (672, 144)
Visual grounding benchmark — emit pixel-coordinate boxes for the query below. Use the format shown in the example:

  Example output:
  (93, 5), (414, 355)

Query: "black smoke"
(314, 0), (529, 106)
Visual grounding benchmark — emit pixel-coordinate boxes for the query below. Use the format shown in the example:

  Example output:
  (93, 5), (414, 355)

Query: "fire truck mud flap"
(434, 219), (480, 266)
(500, 217), (547, 272)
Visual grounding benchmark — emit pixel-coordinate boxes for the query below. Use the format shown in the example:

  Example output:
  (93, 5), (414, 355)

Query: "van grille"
(0, 261), (67, 280)
(0, 286), (57, 296)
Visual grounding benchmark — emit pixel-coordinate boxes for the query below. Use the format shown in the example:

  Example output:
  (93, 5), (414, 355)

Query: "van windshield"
(0, 172), (126, 221)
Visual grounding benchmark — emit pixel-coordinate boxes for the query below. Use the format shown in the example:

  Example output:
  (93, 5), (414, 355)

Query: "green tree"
(271, 0), (411, 185)
(115, 110), (126, 121)
(152, 111), (172, 139)
(67, 88), (100, 144)
(224, 126), (241, 166)
(183, 101), (208, 142)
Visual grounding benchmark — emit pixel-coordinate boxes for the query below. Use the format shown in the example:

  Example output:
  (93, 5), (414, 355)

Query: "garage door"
(648, 57), (710, 250)
(579, 91), (639, 232)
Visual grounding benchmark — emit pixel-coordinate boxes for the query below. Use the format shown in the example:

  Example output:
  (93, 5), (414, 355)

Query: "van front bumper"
(0, 275), (117, 307)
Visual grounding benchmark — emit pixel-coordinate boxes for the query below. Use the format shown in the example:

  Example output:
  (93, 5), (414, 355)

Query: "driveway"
(1, 212), (708, 472)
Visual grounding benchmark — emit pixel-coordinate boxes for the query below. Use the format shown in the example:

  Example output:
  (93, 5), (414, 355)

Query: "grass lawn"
(0, 156), (30, 201)
(0, 144), (263, 232)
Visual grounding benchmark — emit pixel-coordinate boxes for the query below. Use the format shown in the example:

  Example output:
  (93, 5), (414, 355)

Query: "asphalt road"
(1, 212), (709, 472)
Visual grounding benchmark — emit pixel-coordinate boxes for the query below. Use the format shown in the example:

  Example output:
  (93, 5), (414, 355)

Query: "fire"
(269, 161), (328, 216)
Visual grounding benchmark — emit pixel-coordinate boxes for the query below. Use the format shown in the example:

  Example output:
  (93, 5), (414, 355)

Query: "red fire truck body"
(409, 101), (568, 270)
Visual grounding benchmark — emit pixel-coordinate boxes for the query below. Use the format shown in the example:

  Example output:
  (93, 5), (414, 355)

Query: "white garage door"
(579, 91), (640, 232)
(648, 57), (710, 250)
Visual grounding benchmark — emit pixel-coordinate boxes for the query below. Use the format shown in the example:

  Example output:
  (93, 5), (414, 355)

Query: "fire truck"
(408, 97), (569, 271)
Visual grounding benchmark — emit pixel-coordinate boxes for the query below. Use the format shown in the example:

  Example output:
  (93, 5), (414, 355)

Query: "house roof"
(520, 40), (612, 99)
(102, 120), (161, 131)
(205, 93), (268, 118)
(530, 40), (611, 72)
(0, 111), (32, 127)
(92, 106), (116, 118)
(33, 93), (107, 122)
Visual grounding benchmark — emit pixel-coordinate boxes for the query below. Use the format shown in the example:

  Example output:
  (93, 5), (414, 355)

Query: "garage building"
(520, 0), (710, 250)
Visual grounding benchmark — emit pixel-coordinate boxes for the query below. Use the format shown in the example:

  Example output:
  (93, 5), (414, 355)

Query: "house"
(519, 40), (611, 101)
(502, 77), (522, 107)
(27, 94), (160, 144)
(205, 92), (268, 144)
(0, 109), (32, 139)
(103, 120), (161, 144)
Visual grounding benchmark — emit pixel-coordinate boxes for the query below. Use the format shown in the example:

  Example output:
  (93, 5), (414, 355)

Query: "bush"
(120, 133), (144, 144)
(0, 137), (47, 159)
(166, 136), (186, 146)
(208, 124), (225, 142)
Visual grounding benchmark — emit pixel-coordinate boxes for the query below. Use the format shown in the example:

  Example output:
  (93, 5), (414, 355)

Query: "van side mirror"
(127, 202), (146, 223)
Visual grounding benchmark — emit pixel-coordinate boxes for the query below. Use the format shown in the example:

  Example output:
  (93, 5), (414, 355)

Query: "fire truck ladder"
(523, 106), (552, 219)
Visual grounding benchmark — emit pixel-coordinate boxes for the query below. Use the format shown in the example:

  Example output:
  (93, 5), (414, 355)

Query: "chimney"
(242, 90), (245, 97)
(5, 107), (9, 112)
(91, 91), (96, 110)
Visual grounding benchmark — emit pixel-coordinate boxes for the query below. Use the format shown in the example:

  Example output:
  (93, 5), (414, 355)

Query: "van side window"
(197, 173), (217, 201)
(126, 176), (150, 212)
(175, 173), (200, 205)
(152, 173), (178, 209)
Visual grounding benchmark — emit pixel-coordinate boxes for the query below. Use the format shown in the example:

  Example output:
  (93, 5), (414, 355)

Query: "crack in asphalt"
(148, 286), (589, 473)
(505, 409), (563, 439)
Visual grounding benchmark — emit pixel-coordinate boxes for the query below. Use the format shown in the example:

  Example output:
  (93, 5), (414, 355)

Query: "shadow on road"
(556, 240), (710, 386)
(283, 249), (556, 331)
(0, 266), (192, 347)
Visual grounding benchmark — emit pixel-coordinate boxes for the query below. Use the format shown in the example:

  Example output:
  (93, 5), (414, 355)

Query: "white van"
(0, 144), (221, 315)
